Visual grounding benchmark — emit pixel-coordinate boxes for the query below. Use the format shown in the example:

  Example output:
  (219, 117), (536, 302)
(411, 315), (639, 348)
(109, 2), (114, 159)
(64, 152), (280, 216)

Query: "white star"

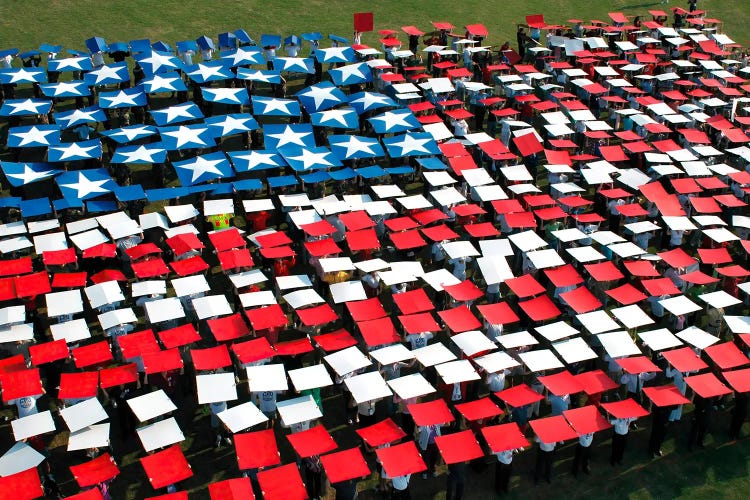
(276, 57), (309, 72)
(257, 97), (295, 115)
(317, 109), (352, 128)
(299, 85), (340, 109)
(62, 108), (101, 126)
(89, 64), (125, 84)
(204, 88), (244, 104)
(144, 73), (180, 92)
(162, 126), (209, 149)
(349, 92), (391, 111)
(52, 142), (99, 160)
(102, 90), (141, 107)
(156, 104), (198, 124)
(266, 125), (311, 148)
(60, 172), (110, 198)
(215, 115), (253, 136)
(6, 164), (56, 184)
(54, 57), (89, 71)
(8, 67), (42, 83)
(333, 63), (368, 82)
(177, 156), (225, 182)
(241, 70), (275, 83)
(338, 136), (378, 158)
(50, 81), (86, 97)
(117, 145), (161, 163)
(391, 134), (432, 155)
(12, 126), (58, 146)
(188, 63), (227, 81)
(232, 151), (278, 170)
(230, 47), (262, 66)
(5, 99), (48, 115)
(109, 125), (153, 142)
(139, 52), (179, 73)
(286, 149), (334, 170)
(370, 111), (414, 131)
(319, 46), (350, 62)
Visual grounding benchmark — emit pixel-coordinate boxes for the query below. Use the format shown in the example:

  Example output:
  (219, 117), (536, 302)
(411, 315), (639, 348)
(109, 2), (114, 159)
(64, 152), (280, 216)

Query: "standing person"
(253, 390), (279, 429)
(302, 455), (323, 499)
(418, 424), (442, 478)
(362, 270), (381, 298)
(571, 433), (594, 477)
(331, 477), (358, 500)
(729, 390), (749, 440)
(688, 395), (714, 450)
(494, 448), (521, 494)
(391, 474), (412, 499)
(395, 395), (417, 438)
(7, 391), (43, 419)
(516, 27), (526, 58)
(648, 405), (672, 457)
(357, 399), (377, 427)
(548, 393), (570, 416)
(610, 415), (636, 465)
(209, 399), (231, 448)
(534, 437), (557, 484)
(262, 45), (276, 70)
(445, 461), (467, 500)
(666, 365), (687, 422)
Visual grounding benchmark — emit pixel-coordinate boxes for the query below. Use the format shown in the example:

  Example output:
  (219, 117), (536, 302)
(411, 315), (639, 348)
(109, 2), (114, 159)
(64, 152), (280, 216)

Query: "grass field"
(1, 0), (748, 52)
(1, 1), (750, 499)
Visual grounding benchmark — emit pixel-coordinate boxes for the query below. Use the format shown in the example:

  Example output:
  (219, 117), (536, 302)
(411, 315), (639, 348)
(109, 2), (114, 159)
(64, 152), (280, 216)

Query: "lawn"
(0, 0), (748, 51)
(1, 1), (750, 499)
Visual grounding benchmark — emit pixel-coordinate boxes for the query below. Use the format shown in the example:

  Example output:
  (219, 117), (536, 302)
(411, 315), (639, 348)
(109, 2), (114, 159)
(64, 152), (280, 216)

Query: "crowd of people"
(0, 2), (750, 499)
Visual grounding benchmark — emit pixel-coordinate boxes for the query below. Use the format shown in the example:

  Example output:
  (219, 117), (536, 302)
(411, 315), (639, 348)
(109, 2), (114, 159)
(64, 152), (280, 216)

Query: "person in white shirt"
(417, 424), (442, 478)
(179, 49), (194, 65)
(361, 271), (381, 298)
(534, 437), (558, 484)
(452, 118), (470, 138)
(447, 257), (467, 281)
(9, 394), (42, 418)
(571, 433), (594, 477)
(200, 48), (214, 61)
(484, 320), (503, 341)
(357, 399), (377, 427)
(390, 473), (411, 498)
(610, 416), (636, 465)
(495, 447), (522, 493)
(91, 51), (105, 68)
(665, 366), (687, 422)
(262, 46), (276, 70)
(209, 399), (231, 447)
(290, 419), (311, 434)
(430, 240), (447, 267)
(1, 54), (14, 68)
(285, 42), (300, 57)
(253, 390), (278, 428)
(668, 229), (684, 249)
(406, 331), (433, 350)
(486, 282), (501, 304)
(485, 369), (510, 393)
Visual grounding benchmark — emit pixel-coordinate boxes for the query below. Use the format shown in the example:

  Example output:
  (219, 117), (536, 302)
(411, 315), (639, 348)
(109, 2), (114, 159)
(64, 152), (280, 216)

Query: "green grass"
(2, 1), (750, 499)
(0, 0), (748, 51)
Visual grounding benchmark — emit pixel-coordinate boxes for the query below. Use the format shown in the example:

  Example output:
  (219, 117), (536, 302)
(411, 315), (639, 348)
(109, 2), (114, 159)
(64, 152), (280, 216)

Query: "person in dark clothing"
(517, 27), (526, 58)
(688, 396), (714, 450)
(648, 405), (671, 457)
(303, 455), (323, 499)
(446, 461), (467, 500)
(331, 478), (358, 500)
(729, 391), (749, 440)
